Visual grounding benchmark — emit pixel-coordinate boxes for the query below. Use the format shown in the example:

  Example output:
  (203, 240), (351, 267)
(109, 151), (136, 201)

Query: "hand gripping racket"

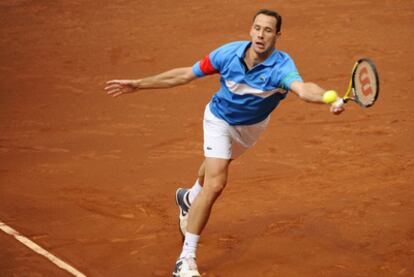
(336, 58), (380, 108)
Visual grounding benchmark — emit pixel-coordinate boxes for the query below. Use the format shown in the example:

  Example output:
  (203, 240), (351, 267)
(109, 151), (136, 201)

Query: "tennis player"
(105, 9), (344, 277)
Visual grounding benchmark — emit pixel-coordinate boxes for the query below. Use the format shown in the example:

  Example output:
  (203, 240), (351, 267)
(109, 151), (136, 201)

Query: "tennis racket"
(337, 58), (380, 108)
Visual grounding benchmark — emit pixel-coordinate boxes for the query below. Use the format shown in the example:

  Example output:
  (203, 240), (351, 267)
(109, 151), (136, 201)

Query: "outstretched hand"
(104, 80), (139, 97)
(330, 98), (345, 115)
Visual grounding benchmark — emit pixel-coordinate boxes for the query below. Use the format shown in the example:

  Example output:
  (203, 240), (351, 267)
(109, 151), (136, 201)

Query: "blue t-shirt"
(192, 41), (302, 125)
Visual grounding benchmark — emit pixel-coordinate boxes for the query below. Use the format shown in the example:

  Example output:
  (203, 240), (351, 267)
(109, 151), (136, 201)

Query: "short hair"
(253, 9), (282, 33)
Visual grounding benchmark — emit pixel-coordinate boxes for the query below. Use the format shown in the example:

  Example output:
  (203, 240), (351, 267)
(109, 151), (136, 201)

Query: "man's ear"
(249, 26), (254, 38)
(276, 32), (282, 39)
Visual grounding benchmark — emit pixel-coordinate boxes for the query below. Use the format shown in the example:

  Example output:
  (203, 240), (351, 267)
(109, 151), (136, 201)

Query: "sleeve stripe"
(280, 71), (302, 89)
(199, 54), (218, 75)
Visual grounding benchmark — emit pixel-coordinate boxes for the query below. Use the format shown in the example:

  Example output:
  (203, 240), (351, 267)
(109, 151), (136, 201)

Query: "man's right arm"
(105, 67), (197, 97)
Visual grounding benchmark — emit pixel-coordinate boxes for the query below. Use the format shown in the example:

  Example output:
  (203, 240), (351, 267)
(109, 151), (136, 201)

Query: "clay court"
(1, 0), (413, 276)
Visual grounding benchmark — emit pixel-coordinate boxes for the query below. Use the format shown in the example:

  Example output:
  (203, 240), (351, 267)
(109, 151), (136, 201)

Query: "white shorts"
(203, 104), (269, 160)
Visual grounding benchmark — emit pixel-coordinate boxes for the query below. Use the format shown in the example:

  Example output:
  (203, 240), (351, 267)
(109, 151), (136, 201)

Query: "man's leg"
(175, 160), (206, 237)
(186, 157), (230, 234)
(173, 157), (230, 277)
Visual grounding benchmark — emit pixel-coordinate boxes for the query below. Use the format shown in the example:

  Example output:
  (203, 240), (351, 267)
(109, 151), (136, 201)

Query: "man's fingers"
(330, 105), (345, 115)
(104, 84), (121, 91)
(106, 80), (124, 85)
(107, 88), (122, 95)
(105, 80), (136, 97)
(112, 91), (124, 97)
(106, 80), (133, 86)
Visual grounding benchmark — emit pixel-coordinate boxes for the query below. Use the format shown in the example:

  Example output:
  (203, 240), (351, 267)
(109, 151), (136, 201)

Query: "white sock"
(180, 232), (200, 259)
(188, 179), (202, 204)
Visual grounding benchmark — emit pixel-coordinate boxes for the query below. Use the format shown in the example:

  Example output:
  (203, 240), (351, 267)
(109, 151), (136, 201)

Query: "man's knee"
(205, 179), (226, 196)
(202, 157), (230, 199)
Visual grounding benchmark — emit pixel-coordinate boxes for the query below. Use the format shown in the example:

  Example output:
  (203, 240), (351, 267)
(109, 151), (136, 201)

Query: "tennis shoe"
(172, 253), (200, 277)
(175, 188), (191, 237)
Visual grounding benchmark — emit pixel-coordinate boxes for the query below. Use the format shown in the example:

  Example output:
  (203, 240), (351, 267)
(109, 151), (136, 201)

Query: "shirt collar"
(235, 41), (251, 58)
(236, 41), (279, 67)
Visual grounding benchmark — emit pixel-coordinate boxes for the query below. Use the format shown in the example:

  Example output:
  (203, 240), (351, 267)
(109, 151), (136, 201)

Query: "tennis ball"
(322, 90), (338, 104)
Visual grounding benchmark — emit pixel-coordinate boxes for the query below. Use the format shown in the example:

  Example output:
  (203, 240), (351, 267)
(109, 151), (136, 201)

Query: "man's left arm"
(290, 81), (344, 115)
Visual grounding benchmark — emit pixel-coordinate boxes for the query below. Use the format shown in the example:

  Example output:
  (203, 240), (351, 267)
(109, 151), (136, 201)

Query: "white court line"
(0, 221), (87, 277)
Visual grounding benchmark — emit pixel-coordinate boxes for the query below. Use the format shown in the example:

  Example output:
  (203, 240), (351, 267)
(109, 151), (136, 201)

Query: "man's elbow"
(179, 69), (197, 84)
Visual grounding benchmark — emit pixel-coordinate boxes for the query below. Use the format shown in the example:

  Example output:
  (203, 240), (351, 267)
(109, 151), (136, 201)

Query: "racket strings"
(353, 59), (379, 107)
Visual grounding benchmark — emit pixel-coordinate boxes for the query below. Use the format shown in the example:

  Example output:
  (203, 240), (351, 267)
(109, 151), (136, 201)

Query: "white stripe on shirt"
(225, 80), (286, 98)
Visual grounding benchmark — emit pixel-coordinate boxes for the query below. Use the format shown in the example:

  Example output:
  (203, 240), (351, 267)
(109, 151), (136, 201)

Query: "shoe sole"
(172, 272), (200, 277)
(172, 255), (200, 277)
(172, 266), (200, 277)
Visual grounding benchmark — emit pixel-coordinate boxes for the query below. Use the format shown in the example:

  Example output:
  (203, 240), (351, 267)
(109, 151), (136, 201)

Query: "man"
(105, 9), (344, 277)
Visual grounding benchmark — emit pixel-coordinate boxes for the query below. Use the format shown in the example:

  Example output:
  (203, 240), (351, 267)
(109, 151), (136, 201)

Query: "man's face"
(250, 14), (280, 55)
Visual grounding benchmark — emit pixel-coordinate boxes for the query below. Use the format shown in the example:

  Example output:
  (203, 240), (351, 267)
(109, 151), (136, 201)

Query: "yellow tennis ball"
(322, 90), (338, 104)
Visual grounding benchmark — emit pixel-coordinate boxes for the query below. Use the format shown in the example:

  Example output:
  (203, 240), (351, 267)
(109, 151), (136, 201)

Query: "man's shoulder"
(266, 50), (298, 70)
(274, 50), (294, 62)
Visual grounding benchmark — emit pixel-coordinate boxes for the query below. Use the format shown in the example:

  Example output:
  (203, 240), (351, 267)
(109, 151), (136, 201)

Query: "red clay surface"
(1, 1), (413, 276)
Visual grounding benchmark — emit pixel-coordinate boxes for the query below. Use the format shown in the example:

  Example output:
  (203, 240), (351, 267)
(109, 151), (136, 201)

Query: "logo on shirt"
(259, 75), (266, 82)
(206, 146), (213, 150)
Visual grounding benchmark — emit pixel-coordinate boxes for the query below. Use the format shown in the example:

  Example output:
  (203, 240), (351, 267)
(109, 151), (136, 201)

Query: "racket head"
(351, 58), (380, 107)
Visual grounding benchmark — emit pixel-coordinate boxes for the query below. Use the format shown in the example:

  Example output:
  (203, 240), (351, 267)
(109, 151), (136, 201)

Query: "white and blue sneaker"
(175, 188), (191, 238)
(172, 254), (200, 277)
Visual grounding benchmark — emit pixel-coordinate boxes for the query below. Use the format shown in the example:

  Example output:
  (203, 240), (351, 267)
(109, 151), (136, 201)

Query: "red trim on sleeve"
(199, 55), (218, 75)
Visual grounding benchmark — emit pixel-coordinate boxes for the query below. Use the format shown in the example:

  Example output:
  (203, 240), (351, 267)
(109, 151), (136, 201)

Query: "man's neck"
(244, 46), (273, 70)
